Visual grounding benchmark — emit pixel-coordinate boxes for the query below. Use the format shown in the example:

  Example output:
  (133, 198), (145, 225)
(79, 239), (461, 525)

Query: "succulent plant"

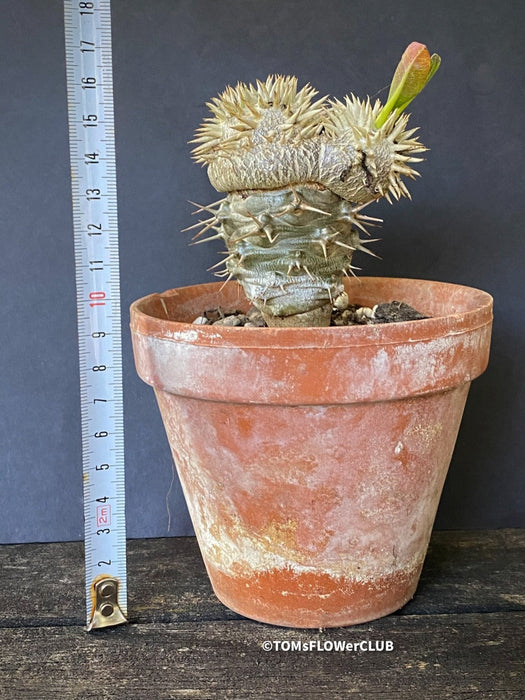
(189, 42), (440, 327)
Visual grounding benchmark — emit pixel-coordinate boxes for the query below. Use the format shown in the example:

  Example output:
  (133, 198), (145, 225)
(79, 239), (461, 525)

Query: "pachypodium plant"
(189, 42), (440, 327)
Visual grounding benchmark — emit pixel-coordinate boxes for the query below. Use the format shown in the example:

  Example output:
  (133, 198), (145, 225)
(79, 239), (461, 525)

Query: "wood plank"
(1, 530), (524, 628)
(0, 613), (523, 698)
(0, 540), (86, 627)
(403, 529), (525, 614)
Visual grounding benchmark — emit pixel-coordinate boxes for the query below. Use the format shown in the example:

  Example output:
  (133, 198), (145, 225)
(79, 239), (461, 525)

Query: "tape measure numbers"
(64, 0), (127, 630)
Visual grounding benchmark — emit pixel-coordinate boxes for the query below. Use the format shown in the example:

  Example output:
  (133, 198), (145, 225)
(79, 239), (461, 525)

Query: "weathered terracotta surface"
(130, 277), (493, 628)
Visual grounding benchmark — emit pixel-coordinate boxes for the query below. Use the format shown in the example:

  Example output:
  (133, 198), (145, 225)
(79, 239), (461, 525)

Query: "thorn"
(273, 205), (295, 219)
(351, 201), (375, 214)
(398, 180), (412, 199)
(396, 154), (424, 164)
(245, 211), (265, 231)
(230, 228), (261, 243)
(222, 132), (248, 146)
(245, 100), (260, 117)
(389, 175), (401, 199)
(392, 164), (418, 177)
(218, 273), (234, 292)
(299, 202), (332, 216)
(343, 266), (362, 280)
(394, 142), (426, 153)
(342, 266), (358, 278)
(182, 216), (216, 232)
(401, 127), (420, 141)
(188, 199), (225, 215)
(189, 231), (224, 245)
(302, 264), (315, 281)
(352, 219), (371, 236)
(191, 221), (220, 240)
(356, 214), (383, 224)
(286, 260), (302, 276)
(159, 297), (169, 319)
(300, 123), (321, 139)
(389, 181), (401, 200)
(287, 105), (306, 126)
(338, 216), (371, 236)
(280, 122), (295, 132)
(207, 254), (236, 271)
(190, 136), (219, 147)
(315, 239), (328, 258)
(356, 244), (381, 259)
(333, 240), (356, 251)
(289, 184), (301, 207)
(234, 114), (258, 129)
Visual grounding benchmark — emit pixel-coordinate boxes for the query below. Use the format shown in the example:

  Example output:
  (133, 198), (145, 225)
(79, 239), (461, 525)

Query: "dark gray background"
(1, 0), (523, 544)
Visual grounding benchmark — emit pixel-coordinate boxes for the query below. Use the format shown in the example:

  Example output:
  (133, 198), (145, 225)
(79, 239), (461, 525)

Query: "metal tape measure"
(64, 0), (127, 630)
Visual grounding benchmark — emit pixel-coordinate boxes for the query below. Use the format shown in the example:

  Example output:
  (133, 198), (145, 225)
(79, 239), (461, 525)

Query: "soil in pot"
(192, 298), (429, 328)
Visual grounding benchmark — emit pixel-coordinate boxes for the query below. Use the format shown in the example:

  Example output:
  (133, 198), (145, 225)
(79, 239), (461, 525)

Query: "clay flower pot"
(130, 276), (492, 628)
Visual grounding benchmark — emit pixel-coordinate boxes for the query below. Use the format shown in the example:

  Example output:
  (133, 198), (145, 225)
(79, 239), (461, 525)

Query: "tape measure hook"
(87, 576), (128, 632)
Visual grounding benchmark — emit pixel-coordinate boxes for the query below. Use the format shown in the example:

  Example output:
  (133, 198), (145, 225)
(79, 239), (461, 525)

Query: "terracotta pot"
(130, 277), (492, 628)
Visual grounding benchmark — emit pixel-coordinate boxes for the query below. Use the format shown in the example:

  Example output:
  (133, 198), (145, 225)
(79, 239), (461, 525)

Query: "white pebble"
(333, 292), (349, 310)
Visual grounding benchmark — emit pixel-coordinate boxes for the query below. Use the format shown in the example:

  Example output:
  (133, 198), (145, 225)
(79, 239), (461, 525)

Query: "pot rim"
(130, 277), (493, 350)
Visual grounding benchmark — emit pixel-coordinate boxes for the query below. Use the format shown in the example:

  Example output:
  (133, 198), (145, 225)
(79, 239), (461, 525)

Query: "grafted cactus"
(189, 43), (440, 326)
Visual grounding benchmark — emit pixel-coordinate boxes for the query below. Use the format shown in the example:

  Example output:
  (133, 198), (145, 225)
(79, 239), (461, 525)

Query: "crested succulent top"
(191, 75), (425, 205)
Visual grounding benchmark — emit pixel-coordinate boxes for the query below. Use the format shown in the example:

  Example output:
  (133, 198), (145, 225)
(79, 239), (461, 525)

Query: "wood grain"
(1, 531), (523, 697)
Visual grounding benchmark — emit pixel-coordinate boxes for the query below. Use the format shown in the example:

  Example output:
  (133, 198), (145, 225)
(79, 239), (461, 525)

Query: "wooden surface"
(1, 530), (524, 698)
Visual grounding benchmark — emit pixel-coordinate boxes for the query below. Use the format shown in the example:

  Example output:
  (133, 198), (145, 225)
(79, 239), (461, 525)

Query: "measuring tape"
(64, 0), (127, 630)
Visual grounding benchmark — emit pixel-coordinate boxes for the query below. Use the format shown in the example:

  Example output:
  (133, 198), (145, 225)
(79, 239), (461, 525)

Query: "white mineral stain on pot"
(188, 473), (426, 583)
(406, 422), (443, 449)
(163, 328), (200, 343)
